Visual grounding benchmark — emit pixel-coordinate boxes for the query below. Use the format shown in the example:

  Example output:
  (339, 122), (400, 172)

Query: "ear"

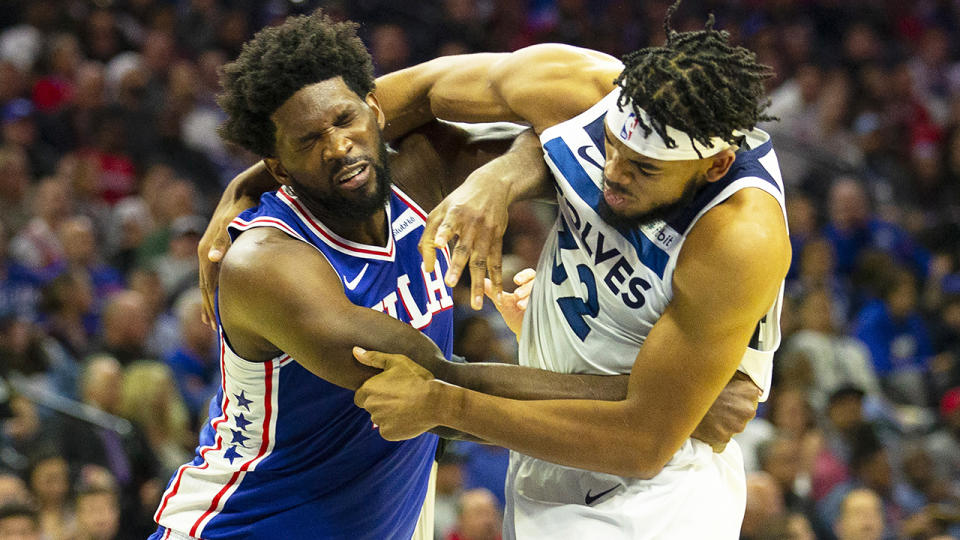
(365, 92), (385, 130)
(263, 157), (292, 186)
(704, 148), (736, 183)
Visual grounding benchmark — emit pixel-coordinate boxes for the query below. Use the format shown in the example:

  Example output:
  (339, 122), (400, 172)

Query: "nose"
(603, 152), (631, 188)
(322, 131), (353, 162)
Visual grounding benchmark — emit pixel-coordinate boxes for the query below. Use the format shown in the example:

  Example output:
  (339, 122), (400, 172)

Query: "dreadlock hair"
(217, 10), (375, 157)
(612, 0), (775, 158)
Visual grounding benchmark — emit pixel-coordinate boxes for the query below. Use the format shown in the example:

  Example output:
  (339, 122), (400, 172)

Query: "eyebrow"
(294, 110), (353, 143)
(603, 128), (663, 173)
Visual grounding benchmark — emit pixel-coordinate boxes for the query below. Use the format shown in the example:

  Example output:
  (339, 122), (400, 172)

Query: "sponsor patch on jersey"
(639, 221), (680, 252)
(392, 208), (421, 242)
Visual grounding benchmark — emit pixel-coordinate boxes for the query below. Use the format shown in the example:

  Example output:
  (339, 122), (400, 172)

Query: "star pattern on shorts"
(230, 429), (249, 448)
(234, 413), (252, 431)
(224, 445), (242, 464)
(234, 390), (253, 411)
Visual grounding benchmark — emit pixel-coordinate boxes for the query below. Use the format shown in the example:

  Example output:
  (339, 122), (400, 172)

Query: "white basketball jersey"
(504, 92), (787, 539)
(519, 90), (786, 394)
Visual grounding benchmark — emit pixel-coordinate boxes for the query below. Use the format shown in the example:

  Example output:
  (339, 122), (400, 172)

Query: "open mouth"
(335, 162), (370, 190)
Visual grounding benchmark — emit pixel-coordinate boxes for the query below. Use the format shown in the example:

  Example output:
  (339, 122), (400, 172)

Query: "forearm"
(496, 129), (553, 202)
(228, 161), (280, 202)
(435, 385), (657, 477)
(444, 362), (627, 401)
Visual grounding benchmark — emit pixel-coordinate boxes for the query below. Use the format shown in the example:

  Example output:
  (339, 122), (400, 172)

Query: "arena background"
(1, 1), (960, 539)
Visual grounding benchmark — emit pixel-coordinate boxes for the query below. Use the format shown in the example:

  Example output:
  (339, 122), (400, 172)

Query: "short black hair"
(217, 10), (375, 157)
(0, 502), (38, 524)
(613, 0), (775, 157)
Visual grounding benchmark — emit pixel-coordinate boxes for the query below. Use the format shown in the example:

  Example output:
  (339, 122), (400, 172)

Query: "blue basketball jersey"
(153, 185), (452, 539)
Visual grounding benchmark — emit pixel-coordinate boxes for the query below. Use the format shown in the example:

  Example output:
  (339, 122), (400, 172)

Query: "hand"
(485, 268), (535, 338)
(691, 372), (761, 453)
(419, 164), (513, 311)
(353, 347), (441, 441)
(198, 194), (258, 328)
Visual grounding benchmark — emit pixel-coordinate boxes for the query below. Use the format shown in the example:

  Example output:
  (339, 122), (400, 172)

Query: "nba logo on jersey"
(620, 112), (639, 140)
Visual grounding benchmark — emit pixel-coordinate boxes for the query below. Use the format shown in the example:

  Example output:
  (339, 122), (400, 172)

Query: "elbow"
(619, 438), (676, 480)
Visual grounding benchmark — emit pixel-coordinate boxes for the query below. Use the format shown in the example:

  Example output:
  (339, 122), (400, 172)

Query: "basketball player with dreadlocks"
(351, 2), (790, 538)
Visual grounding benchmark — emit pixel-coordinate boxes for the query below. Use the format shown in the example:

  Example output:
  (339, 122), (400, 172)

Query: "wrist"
(430, 380), (465, 429)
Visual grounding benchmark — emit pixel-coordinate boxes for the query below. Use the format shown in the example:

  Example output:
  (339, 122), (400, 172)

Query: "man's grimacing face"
(598, 123), (730, 228)
(268, 77), (391, 221)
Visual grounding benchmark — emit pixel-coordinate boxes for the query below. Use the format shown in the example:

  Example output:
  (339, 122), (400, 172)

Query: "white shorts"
(503, 439), (746, 539)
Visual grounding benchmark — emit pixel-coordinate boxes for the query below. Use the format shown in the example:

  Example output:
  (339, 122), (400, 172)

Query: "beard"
(290, 140), (392, 222)
(596, 172), (705, 229)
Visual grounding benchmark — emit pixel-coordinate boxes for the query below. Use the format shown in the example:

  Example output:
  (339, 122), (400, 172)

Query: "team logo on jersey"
(370, 263), (453, 330)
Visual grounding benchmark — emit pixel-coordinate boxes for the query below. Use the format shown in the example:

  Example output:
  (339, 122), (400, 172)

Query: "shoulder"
(683, 188), (790, 284)
(220, 227), (336, 302)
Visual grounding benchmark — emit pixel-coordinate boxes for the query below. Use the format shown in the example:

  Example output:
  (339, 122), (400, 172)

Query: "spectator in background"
(10, 177), (71, 274)
(445, 488), (502, 540)
(823, 177), (930, 280)
(783, 288), (881, 414)
(0, 220), (44, 323)
(118, 361), (192, 479)
(924, 387), (960, 493)
(453, 316), (513, 364)
(853, 267), (935, 406)
(96, 290), (153, 365)
(741, 471), (786, 540)
(39, 269), (95, 362)
(73, 479), (121, 540)
(787, 237), (852, 327)
(818, 424), (906, 538)
(149, 215), (204, 299)
(0, 502), (41, 540)
(2, 97), (58, 179)
(833, 488), (884, 540)
(369, 23), (412, 75)
(27, 451), (74, 540)
(0, 145), (32, 233)
(42, 60), (107, 154)
(435, 452), (465, 540)
(57, 354), (160, 538)
(163, 288), (217, 424)
(32, 32), (82, 114)
(125, 267), (178, 360)
(0, 473), (31, 506)
(56, 215), (123, 304)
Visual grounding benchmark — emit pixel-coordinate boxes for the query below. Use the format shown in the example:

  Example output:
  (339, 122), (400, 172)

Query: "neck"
(295, 190), (389, 247)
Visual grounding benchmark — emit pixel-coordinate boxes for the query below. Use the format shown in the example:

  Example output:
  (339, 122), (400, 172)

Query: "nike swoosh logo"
(577, 145), (604, 171)
(343, 263), (369, 290)
(584, 484), (620, 506)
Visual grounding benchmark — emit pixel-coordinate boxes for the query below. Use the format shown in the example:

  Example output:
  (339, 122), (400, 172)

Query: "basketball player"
(156, 10), (760, 540)
(351, 4), (790, 539)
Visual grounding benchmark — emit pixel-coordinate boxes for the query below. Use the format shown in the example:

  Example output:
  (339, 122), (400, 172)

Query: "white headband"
(603, 88), (732, 161)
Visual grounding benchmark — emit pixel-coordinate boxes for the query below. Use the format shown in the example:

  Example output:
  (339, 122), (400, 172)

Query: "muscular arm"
(378, 44), (622, 134)
(218, 227), (626, 399)
(358, 190), (790, 477)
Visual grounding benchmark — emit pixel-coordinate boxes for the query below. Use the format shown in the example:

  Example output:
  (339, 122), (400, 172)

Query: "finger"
(353, 346), (387, 369)
(514, 278), (534, 301)
(514, 268), (536, 286)
(517, 297), (528, 310)
(419, 207), (446, 273)
(208, 246), (224, 262)
(486, 236), (504, 304)
(468, 235), (493, 310)
(483, 278), (502, 307)
(447, 227), (476, 288)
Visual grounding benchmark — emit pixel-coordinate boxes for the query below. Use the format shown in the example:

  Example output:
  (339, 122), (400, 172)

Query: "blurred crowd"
(1, 0), (960, 539)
